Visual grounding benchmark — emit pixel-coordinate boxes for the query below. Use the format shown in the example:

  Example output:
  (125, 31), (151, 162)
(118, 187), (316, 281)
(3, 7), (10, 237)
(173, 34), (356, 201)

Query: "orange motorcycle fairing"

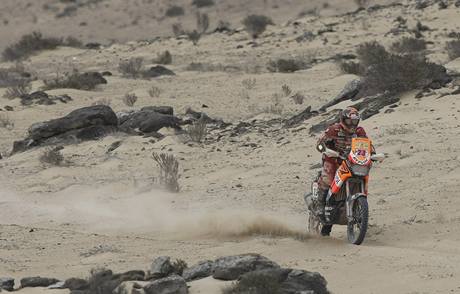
(331, 161), (352, 194)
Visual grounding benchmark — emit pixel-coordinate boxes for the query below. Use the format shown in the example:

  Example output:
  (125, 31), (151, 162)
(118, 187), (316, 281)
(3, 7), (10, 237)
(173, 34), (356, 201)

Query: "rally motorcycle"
(304, 137), (385, 245)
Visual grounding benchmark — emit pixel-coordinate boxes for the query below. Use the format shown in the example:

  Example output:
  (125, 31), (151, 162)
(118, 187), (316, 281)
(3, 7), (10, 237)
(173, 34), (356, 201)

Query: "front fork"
(345, 179), (367, 223)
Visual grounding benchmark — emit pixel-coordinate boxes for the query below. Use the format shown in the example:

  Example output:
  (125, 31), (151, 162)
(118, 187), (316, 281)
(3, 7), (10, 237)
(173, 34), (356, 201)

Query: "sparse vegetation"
(186, 30), (202, 46)
(446, 39), (460, 60)
(187, 116), (207, 143)
(40, 147), (64, 166)
(192, 0), (215, 8)
(154, 51), (172, 65)
(118, 57), (144, 78)
(123, 93), (138, 107)
(339, 61), (363, 75)
(391, 37), (426, 54)
(2, 32), (82, 61)
(197, 12), (210, 33)
(152, 152), (180, 192)
(0, 113), (14, 130)
(171, 259), (188, 275)
(356, 41), (448, 95)
(267, 57), (311, 73)
(0, 63), (31, 88)
(222, 271), (281, 294)
(242, 15), (274, 39)
(148, 86), (161, 98)
(3, 83), (31, 99)
(291, 92), (305, 105)
(43, 70), (106, 90)
(354, 0), (370, 8)
(281, 84), (292, 96)
(165, 6), (184, 17)
(265, 93), (284, 115)
(242, 78), (256, 90)
(172, 23), (185, 37)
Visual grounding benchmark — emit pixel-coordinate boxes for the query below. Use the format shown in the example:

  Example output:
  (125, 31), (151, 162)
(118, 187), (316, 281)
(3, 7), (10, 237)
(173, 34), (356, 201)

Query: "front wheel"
(347, 196), (369, 245)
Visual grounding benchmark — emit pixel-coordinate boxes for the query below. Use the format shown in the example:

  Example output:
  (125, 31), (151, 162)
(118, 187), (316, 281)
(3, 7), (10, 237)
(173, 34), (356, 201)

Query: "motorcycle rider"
(316, 107), (368, 236)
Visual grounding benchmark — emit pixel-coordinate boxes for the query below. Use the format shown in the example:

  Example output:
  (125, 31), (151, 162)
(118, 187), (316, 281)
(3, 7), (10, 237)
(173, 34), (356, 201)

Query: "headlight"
(351, 164), (370, 176)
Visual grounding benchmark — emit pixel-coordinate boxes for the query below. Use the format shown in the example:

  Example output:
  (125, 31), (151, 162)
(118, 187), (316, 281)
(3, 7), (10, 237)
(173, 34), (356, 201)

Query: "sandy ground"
(1, 1), (460, 293)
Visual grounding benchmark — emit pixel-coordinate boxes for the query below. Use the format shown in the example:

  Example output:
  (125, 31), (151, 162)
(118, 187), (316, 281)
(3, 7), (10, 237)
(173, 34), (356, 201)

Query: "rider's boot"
(317, 187), (328, 220)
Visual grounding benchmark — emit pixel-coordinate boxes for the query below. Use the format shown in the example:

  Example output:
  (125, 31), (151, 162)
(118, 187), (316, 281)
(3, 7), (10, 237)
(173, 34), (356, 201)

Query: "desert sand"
(1, 0), (460, 293)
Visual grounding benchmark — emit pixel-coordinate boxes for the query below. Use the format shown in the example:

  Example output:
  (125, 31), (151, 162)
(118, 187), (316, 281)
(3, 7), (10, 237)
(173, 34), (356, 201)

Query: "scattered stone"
(20, 277), (60, 288)
(0, 278), (14, 291)
(12, 105), (118, 153)
(150, 256), (174, 279)
(143, 66), (175, 78)
(143, 275), (187, 294)
(86, 42), (102, 49)
(107, 141), (122, 153)
(182, 260), (214, 282)
(141, 106), (174, 116)
(456, 0), (460, 7)
(4, 106), (13, 111)
(212, 254), (280, 281)
(63, 278), (89, 290)
(101, 71), (113, 76)
(320, 79), (361, 111)
(351, 93), (400, 120)
(284, 106), (318, 128)
(19, 91), (72, 106)
(119, 109), (182, 134)
(281, 269), (330, 294)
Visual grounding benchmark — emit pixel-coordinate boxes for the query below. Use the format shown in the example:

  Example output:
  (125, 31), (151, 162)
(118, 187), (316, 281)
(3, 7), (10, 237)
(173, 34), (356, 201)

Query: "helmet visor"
(345, 118), (360, 127)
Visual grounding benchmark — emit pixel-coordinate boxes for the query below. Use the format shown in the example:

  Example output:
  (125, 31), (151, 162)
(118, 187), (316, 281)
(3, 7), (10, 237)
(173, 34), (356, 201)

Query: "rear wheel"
(347, 196), (368, 245)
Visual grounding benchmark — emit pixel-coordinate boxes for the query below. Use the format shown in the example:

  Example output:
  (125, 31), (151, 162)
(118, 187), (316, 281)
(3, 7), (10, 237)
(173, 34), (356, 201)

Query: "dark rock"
(29, 105), (117, 141)
(18, 91), (72, 106)
(284, 106), (318, 128)
(114, 270), (145, 282)
(415, 0), (430, 9)
(456, 0), (460, 7)
(107, 141), (122, 153)
(309, 110), (341, 134)
(212, 254), (280, 281)
(150, 256), (174, 279)
(143, 66), (176, 78)
(0, 277), (14, 291)
(141, 106), (174, 116)
(438, 1), (448, 9)
(85, 42), (102, 49)
(281, 269), (330, 294)
(143, 275), (187, 294)
(320, 79), (362, 111)
(63, 278), (89, 290)
(20, 277), (60, 288)
(182, 260), (214, 282)
(119, 110), (182, 134)
(351, 93), (400, 120)
(101, 71), (113, 76)
(4, 106), (13, 111)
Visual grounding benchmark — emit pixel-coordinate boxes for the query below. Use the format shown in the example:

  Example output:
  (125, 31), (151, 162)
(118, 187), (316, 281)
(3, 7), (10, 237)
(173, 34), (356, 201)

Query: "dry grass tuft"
(187, 116), (207, 143)
(122, 93), (138, 107)
(152, 152), (180, 192)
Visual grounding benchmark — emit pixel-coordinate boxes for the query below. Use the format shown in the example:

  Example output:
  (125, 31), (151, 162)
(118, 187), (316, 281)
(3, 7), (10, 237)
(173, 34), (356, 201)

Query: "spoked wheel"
(347, 196), (369, 245)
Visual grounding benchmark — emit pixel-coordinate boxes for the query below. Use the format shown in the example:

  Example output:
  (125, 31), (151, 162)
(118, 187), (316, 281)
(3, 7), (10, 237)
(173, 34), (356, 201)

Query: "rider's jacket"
(317, 123), (368, 157)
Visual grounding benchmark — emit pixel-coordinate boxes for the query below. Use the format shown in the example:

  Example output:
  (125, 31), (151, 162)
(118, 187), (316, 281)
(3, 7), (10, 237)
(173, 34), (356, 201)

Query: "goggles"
(344, 118), (360, 127)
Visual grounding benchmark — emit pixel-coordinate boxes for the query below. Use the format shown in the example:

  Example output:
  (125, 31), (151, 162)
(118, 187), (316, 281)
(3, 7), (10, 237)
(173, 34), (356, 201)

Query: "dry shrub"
(0, 63), (31, 88)
(43, 70), (106, 90)
(186, 30), (202, 46)
(197, 12), (209, 33)
(391, 37), (426, 54)
(265, 93), (284, 115)
(0, 113), (14, 130)
(223, 271), (281, 294)
(446, 39), (460, 60)
(118, 57), (144, 78)
(148, 86), (161, 98)
(172, 23), (185, 37)
(154, 51), (172, 65)
(165, 6), (184, 17)
(152, 152), (180, 192)
(291, 92), (305, 105)
(281, 84), (292, 96)
(40, 147), (64, 166)
(339, 61), (363, 75)
(123, 93), (138, 107)
(187, 116), (207, 143)
(3, 82), (31, 99)
(242, 15), (274, 39)
(242, 78), (256, 90)
(356, 41), (448, 95)
(192, 0), (215, 8)
(2, 32), (82, 61)
(267, 58), (311, 73)
(171, 259), (188, 276)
